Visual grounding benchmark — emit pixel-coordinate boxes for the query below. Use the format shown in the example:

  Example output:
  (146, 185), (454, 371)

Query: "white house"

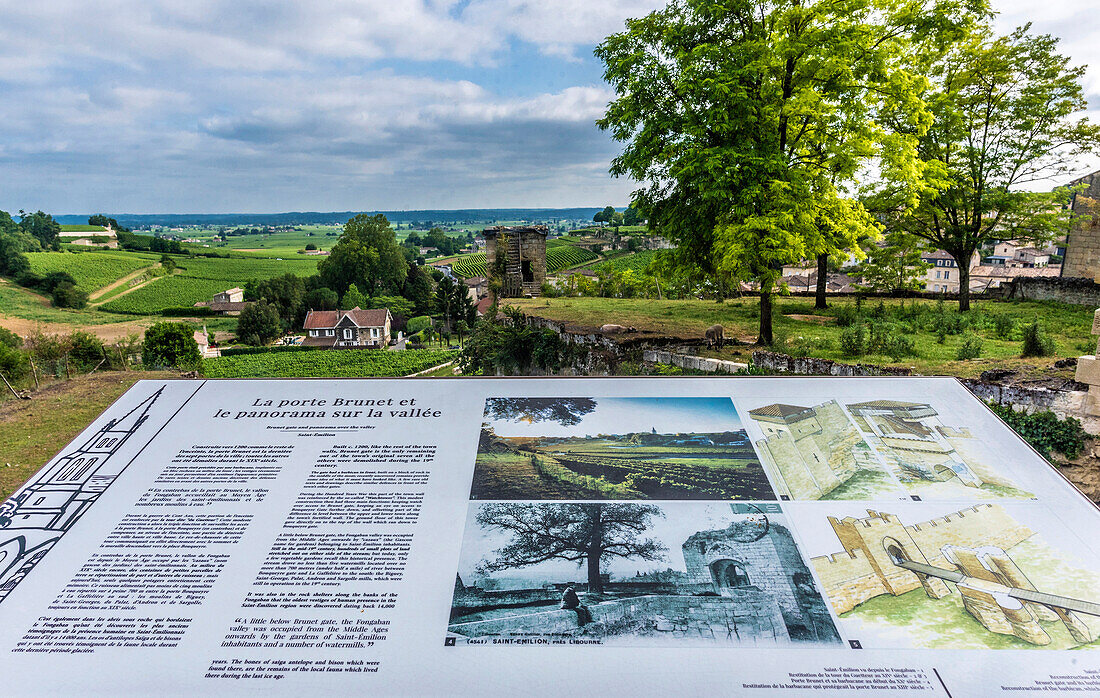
(302, 307), (392, 348)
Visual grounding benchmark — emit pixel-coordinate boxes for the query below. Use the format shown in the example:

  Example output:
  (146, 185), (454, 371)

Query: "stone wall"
(903, 505), (1034, 568)
(1062, 171), (1100, 280)
(1001, 276), (1100, 306)
(810, 549), (888, 615)
(643, 350), (748, 374)
(751, 350), (912, 376)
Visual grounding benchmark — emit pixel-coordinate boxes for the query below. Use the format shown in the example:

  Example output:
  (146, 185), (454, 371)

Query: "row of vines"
(202, 348), (455, 378)
(448, 245), (598, 278)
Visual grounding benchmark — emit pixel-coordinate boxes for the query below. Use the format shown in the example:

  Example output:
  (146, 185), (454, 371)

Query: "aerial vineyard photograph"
(4, 0), (1100, 694)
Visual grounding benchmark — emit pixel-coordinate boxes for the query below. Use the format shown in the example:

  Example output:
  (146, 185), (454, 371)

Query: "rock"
(980, 368), (1018, 383)
(1054, 357), (1079, 369)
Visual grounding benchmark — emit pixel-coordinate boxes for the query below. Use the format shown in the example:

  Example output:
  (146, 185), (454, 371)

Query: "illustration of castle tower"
(0, 387), (163, 602)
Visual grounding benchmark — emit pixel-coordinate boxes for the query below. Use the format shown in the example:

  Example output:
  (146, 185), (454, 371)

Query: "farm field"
(448, 245), (598, 278)
(25, 251), (160, 292)
(202, 347), (456, 378)
(509, 296), (1094, 379)
(101, 255), (320, 314)
(592, 250), (659, 274)
(470, 432), (773, 500)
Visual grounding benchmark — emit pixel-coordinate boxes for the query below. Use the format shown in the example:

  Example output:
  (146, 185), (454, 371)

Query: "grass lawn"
(0, 371), (178, 501)
(510, 296), (1093, 378)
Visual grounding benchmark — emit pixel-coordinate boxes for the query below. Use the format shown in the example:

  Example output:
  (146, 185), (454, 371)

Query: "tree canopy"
(318, 214), (408, 297)
(143, 322), (200, 369)
(483, 397), (598, 425)
(596, 0), (974, 342)
(475, 503), (666, 593)
(869, 21), (1100, 309)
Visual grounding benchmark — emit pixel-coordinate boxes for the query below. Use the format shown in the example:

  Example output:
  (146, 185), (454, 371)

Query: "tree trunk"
(758, 286), (774, 346)
(587, 507), (604, 594)
(815, 253), (828, 309)
(950, 250), (973, 311)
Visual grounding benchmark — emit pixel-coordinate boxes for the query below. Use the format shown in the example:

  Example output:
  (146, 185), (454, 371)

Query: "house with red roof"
(302, 307), (392, 348)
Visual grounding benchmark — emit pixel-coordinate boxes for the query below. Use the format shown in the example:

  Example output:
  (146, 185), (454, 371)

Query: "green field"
(202, 348), (456, 378)
(592, 250), (659, 274)
(26, 251), (160, 291)
(59, 224), (109, 233)
(509, 296), (1094, 379)
(449, 245), (598, 278)
(101, 255), (320, 314)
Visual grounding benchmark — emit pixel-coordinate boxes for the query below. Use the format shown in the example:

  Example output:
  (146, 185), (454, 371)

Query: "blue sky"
(0, 1), (1095, 214)
(485, 397), (744, 437)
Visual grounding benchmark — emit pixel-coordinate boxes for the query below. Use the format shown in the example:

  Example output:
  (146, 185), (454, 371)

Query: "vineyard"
(592, 250), (659, 274)
(26, 251), (160, 291)
(101, 255), (320, 314)
(471, 436), (774, 500)
(202, 348), (455, 378)
(448, 245), (598, 278)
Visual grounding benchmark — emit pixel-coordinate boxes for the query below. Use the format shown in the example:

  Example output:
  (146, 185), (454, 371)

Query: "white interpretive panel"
(0, 377), (1098, 696)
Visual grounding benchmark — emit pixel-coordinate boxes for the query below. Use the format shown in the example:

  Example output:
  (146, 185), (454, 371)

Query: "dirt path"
(89, 264), (159, 302)
(0, 315), (153, 341)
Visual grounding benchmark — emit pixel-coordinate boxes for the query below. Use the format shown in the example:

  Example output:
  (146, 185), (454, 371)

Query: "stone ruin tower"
(483, 225), (548, 297)
(1062, 169), (1100, 280)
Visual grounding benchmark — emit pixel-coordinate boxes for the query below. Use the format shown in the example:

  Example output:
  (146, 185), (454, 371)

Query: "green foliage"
(318, 214), (408, 297)
(143, 322), (200, 370)
(869, 21), (1100, 310)
(203, 348), (454, 378)
(459, 307), (571, 375)
(988, 403), (1086, 460)
(18, 210), (61, 249)
(51, 282), (88, 309)
(341, 283), (367, 310)
(24, 251), (156, 292)
(853, 231), (931, 293)
(304, 286), (339, 311)
(956, 333), (983, 360)
(67, 331), (107, 372)
(838, 324), (866, 357)
(237, 300), (283, 346)
(994, 313), (1016, 340)
(406, 316), (432, 334)
(1020, 321), (1056, 357)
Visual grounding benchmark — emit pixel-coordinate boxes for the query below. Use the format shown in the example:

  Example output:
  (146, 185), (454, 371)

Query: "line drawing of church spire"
(0, 386), (164, 603)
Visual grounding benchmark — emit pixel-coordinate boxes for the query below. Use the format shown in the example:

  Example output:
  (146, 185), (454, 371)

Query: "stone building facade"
(682, 516), (839, 642)
(1062, 170), (1100, 280)
(483, 225), (548, 297)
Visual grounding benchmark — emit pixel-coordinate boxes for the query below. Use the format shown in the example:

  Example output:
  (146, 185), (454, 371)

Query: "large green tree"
(318, 214), (408, 297)
(870, 22), (1100, 310)
(143, 322), (200, 369)
(596, 0), (969, 343)
(18, 210), (60, 250)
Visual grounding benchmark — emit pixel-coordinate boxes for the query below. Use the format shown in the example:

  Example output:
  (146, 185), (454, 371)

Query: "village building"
(922, 250), (981, 293)
(463, 276), (488, 302)
(302, 307), (392, 348)
(483, 225), (548, 297)
(58, 225), (118, 249)
(193, 287), (249, 315)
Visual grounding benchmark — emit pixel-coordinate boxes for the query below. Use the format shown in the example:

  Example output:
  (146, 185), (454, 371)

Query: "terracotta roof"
(303, 307), (389, 329)
(193, 331), (208, 345)
(748, 404), (814, 421)
(847, 400), (927, 410)
(880, 414), (931, 437)
(475, 296), (494, 316)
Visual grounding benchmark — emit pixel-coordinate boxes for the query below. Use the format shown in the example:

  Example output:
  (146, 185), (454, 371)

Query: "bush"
(143, 322), (200, 370)
(956, 333), (983, 360)
(834, 305), (860, 327)
(988, 403), (1086, 460)
(993, 313), (1016, 339)
(237, 300), (282, 346)
(51, 281), (88, 309)
(407, 315), (432, 334)
(838, 323), (865, 357)
(883, 334), (916, 361)
(1020, 321), (1056, 358)
(68, 331), (107, 372)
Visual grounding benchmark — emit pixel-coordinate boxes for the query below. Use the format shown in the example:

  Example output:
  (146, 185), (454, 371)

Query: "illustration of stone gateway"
(810, 505), (1100, 646)
(845, 400), (984, 487)
(748, 401), (880, 499)
(448, 507), (840, 646)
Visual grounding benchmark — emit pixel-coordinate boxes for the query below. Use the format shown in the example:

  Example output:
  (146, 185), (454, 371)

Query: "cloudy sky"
(485, 396), (744, 437)
(0, 1), (1096, 214)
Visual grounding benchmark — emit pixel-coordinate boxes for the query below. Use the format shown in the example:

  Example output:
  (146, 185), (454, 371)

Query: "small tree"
(853, 231), (931, 293)
(143, 322), (200, 370)
(159, 254), (176, 273)
(341, 283), (367, 310)
(237, 301), (282, 346)
(475, 503), (666, 594)
(51, 282), (88, 309)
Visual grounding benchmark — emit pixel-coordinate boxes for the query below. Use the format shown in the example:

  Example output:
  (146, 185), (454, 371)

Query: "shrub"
(988, 403), (1086, 460)
(51, 281), (88, 309)
(143, 322), (200, 370)
(883, 334), (916, 361)
(838, 323), (865, 357)
(407, 315), (432, 334)
(834, 305), (860, 327)
(956, 333), (983, 360)
(68, 331), (107, 372)
(1020, 321), (1056, 357)
(237, 300), (283, 346)
(993, 313), (1016, 340)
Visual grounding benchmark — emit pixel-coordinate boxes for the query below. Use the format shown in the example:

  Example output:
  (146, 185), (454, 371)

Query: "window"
(343, 328), (353, 340)
(935, 270), (941, 279)
(325, 329), (334, 336)
(371, 328), (380, 338)
(309, 330), (318, 337)
(944, 270), (950, 280)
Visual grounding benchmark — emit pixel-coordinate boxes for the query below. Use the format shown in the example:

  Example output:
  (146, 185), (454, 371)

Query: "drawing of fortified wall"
(810, 505), (1099, 646)
(845, 400), (995, 488)
(748, 401), (875, 499)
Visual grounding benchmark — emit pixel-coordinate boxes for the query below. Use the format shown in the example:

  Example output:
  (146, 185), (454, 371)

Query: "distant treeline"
(53, 208), (617, 228)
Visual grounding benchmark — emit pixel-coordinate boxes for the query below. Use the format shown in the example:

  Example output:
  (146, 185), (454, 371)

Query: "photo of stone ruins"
(811, 504), (1100, 649)
(447, 503), (840, 647)
(747, 400), (897, 500)
(844, 400), (1033, 499)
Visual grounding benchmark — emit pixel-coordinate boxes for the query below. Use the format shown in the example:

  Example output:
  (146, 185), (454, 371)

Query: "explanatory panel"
(0, 377), (1098, 695)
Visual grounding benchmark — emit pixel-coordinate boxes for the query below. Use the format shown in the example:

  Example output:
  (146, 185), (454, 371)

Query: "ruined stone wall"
(1003, 276), (1100, 305)
(751, 350), (913, 376)
(451, 586), (559, 611)
(1062, 172), (1100, 280)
